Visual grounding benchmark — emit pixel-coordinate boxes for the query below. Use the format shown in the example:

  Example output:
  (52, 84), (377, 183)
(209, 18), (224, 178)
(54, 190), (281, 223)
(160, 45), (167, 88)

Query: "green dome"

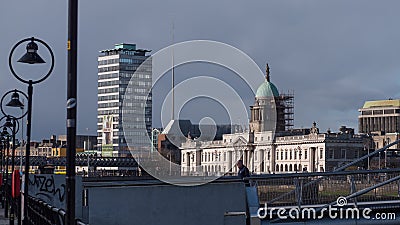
(255, 81), (279, 97)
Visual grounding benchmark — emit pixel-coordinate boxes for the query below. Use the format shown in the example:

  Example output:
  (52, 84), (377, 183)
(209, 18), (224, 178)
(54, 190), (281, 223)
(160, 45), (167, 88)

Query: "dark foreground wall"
(85, 180), (247, 225)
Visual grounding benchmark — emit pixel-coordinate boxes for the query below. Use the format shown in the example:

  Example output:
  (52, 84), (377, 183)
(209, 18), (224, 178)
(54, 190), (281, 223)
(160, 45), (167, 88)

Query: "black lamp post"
(0, 135), (4, 208)
(1, 90), (26, 225)
(2, 116), (20, 225)
(0, 134), (5, 209)
(0, 125), (10, 219)
(9, 37), (54, 225)
(66, 1), (78, 225)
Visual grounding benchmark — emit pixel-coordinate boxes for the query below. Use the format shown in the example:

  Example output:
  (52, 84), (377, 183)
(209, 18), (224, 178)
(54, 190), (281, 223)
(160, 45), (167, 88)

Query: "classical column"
(228, 150), (233, 172)
(259, 149), (265, 173)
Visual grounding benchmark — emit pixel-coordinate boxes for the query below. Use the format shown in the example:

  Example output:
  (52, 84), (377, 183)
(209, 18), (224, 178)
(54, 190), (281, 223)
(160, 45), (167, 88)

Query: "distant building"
(181, 122), (366, 175)
(358, 99), (400, 134)
(16, 134), (97, 157)
(358, 99), (400, 164)
(180, 64), (367, 175)
(97, 43), (152, 157)
(158, 120), (241, 165)
(57, 135), (97, 150)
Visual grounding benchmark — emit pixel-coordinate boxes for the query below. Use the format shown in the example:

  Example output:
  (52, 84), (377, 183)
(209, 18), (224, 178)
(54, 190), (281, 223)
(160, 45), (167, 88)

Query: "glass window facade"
(97, 45), (152, 156)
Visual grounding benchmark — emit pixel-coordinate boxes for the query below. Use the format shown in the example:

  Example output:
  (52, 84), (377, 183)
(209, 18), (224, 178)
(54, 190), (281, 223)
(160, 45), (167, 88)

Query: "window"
(281, 151), (284, 160)
(285, 150), (288, 160)
(341, 149), (346, 159)
(304, 150), (308, 160)
(267, 151), (271, 160)
(320, 148), (324, 159)
(328, 149), (334, 159)
(290, 150), (293, 160)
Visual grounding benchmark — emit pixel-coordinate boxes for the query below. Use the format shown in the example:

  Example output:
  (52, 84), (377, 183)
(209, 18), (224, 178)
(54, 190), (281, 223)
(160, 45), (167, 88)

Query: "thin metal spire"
(171, 20), (175, 120)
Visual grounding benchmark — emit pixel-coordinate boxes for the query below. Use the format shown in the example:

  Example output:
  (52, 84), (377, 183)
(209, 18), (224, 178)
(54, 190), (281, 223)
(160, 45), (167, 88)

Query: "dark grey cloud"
(1, 0), (400, 140)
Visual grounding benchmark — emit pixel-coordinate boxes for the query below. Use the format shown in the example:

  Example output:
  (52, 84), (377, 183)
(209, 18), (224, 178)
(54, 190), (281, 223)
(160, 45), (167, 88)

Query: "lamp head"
(3, 117), (13, 128)
(6, 91), (24, 108)
(2, 127), (10, 136)
(17, 37), (46, 64)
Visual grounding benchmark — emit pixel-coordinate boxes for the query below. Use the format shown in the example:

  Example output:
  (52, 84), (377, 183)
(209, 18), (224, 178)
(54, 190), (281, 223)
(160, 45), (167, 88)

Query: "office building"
(358, 99), (400, 134)
(97, 43), (152, 157)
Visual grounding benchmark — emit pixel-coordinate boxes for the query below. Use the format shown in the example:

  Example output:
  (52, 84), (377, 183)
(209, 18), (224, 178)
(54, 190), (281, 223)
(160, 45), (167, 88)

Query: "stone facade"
(181, 124), (366, 176)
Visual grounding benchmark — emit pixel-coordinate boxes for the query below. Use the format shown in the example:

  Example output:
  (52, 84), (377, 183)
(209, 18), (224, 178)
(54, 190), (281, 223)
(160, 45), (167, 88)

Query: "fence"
(248, 169), (400, 208)
(26, 196), (87, 225)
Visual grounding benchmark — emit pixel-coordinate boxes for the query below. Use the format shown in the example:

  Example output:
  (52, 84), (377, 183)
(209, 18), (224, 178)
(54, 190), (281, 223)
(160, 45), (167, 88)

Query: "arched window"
(280, 164), (284, 171)
(289, 164), (293, 171)
(294, 164), (298, 171)
(285, 164), (288, 171)
(276, 164), (280, 172)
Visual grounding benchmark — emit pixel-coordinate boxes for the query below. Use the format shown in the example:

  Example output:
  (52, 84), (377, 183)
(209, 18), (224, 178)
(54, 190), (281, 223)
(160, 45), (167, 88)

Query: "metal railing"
(249, 169), (400, 208)
(26, 196), (88, 225)
(247, 139), (400, 207)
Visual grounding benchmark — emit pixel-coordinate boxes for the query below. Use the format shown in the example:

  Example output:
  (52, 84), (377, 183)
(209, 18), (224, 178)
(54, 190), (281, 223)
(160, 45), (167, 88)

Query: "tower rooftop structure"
(255, 64), (279, 97)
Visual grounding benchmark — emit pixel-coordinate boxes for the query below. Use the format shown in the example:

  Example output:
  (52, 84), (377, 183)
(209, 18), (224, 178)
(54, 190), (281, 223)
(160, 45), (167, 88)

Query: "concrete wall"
(27, 174), (83, 218)
(86, 181), (247, 225)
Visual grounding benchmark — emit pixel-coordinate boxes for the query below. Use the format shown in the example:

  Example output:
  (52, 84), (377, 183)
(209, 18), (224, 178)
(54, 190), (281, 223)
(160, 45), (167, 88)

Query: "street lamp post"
(2, 90), (26, 225)
(0, 135), (5, 209)
(66, 1), (79, 224)
(2, 116), (21, 225)
(0, 126), (10, 219)
(9, 37), (54, 225)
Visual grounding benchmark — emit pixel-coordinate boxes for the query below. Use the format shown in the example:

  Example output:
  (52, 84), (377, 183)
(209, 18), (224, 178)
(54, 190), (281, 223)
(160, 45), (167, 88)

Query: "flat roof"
(100, 43), (151, 53)
(362, 99), (400, 109)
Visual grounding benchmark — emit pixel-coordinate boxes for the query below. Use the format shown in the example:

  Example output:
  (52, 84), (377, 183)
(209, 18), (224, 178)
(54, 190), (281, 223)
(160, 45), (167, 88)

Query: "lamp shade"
(2, 127), (9, 136)
(6, 91), (24, 108)
(3, 117), (13, 128)
(17, 39), (45, 64)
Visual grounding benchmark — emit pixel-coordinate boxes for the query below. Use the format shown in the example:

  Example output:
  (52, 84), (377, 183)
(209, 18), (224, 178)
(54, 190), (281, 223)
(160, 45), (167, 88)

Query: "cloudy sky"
(1, 0), (400, 140)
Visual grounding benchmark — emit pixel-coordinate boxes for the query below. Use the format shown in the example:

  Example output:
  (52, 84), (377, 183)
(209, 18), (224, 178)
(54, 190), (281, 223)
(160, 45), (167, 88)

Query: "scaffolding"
(276, 90), (294, 131)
